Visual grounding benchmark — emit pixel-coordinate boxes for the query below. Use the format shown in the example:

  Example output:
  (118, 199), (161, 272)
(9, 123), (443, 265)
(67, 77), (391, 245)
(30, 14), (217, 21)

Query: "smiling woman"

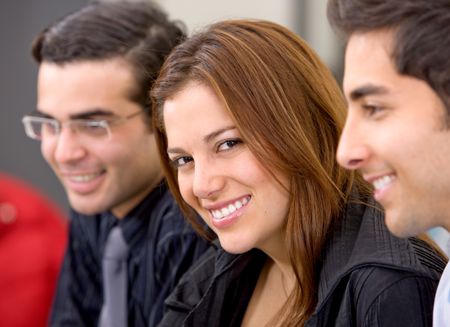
(163, 82), (290, 255)
(151, 19), (446, 326)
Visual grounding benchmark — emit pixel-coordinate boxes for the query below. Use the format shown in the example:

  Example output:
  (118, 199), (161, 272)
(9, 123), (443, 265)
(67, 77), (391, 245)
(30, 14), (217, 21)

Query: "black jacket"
(50, 182), (212, 327)
(159, 201), (446, 326)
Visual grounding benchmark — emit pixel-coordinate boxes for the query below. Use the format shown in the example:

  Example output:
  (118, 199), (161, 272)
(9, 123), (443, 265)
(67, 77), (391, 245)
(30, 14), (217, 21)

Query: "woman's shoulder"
(170, 246), (219, 295)
(159, 247), (265, 326)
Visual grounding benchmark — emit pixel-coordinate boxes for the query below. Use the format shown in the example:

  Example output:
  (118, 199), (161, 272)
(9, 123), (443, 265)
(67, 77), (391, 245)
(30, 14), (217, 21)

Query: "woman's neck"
(241, 257), (295, 327)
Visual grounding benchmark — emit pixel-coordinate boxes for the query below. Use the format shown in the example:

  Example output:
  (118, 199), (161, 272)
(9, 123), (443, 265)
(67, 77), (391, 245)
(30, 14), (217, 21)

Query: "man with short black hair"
(24, 2), (210, 326)
(327, 0), (450, 325)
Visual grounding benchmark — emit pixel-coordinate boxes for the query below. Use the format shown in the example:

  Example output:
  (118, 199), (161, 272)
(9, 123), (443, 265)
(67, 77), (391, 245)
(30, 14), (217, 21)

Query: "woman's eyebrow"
(166, 125), (237, 155)
(203, 125), (236, 144)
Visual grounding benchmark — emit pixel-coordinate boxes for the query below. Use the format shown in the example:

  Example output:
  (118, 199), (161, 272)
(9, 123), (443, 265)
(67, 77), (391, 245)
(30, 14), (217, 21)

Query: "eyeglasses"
(22, 110), (145, 141)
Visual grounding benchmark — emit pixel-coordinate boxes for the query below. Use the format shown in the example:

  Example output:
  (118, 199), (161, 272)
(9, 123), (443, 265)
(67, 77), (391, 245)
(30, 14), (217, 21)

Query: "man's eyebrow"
(349, 84), (389, 101)
(167, 125), (237, 155)
(33, 108), (114, 120)
(69, 109), (114, 120)
(32, 110), (52, 118)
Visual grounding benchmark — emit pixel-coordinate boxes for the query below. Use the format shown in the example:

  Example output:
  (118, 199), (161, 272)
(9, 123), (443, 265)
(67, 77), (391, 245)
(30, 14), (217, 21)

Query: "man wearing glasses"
(23, 2), (210, 327)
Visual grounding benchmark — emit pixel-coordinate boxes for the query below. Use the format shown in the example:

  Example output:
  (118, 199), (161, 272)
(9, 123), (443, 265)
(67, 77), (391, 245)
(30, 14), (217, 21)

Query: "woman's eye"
(171, 156), (193, 168)
(217, 139), (242, 152)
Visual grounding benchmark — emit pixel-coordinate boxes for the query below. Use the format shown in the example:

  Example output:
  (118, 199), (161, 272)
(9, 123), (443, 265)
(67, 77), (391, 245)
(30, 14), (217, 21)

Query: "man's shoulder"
(151, 186), (181, 215)
(147, 188), (191, 231)
(67, 210), (105, 248)
(347, 265), (438, 297)
(315, 265), (439, 326)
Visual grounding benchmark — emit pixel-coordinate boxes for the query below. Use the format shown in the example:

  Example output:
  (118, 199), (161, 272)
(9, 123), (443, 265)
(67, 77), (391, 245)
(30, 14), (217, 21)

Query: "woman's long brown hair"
(151, 20), (361, 326)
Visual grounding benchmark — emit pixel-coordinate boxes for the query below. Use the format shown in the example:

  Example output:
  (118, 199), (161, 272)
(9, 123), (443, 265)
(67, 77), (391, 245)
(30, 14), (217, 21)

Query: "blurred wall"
(154, 0), (343, 76)
(154, 0), (300, 33)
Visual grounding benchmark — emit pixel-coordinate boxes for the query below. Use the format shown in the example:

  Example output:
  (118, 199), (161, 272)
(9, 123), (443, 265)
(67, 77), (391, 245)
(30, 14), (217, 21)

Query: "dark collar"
(315, 199), (437, 310)
(213, 243), (266, 280)
(181, 243), (266, 326)
(117, 180), (167, 248)
(71, 179), (167, 253)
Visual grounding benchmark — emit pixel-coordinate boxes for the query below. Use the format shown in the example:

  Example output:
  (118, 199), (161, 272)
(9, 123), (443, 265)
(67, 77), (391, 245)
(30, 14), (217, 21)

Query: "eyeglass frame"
(22, 110), (147, 141)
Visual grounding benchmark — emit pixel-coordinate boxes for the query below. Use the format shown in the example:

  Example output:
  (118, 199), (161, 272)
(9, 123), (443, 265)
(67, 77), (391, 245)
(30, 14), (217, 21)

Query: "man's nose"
(53, 127), (87, 164)
(336, 115), (369, 170)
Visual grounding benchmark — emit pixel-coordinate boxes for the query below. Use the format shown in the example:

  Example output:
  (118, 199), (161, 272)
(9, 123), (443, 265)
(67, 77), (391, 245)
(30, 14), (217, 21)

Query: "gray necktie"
(99, 226), (129, 327)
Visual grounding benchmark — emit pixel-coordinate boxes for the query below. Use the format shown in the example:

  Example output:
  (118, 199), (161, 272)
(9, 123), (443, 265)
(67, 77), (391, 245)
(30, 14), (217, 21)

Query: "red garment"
(0, 173), (67, 327)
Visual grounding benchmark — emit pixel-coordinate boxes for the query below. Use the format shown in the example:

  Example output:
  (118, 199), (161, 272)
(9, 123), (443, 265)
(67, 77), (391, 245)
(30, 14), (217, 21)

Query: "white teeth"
(221, 207), (230, 216)
(373, 175), (395, 190)
(210, 196), (250, 220)
(69, 173), (100, 183)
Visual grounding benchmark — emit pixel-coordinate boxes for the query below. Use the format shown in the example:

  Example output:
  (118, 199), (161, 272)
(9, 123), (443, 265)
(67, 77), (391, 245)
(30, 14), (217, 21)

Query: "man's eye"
(217, 139), (242, 152)
(362, 104), (384, 116)
(42, 122), (58, 134)
(87, 121), (106, 128)
(79, 121), (107, 134)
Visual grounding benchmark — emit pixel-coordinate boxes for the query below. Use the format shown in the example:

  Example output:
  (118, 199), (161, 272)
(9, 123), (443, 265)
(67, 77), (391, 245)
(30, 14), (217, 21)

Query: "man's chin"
(67, 194), (107, 215)
(70, 205), (103, 216)
(384, 210), (420, 238)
